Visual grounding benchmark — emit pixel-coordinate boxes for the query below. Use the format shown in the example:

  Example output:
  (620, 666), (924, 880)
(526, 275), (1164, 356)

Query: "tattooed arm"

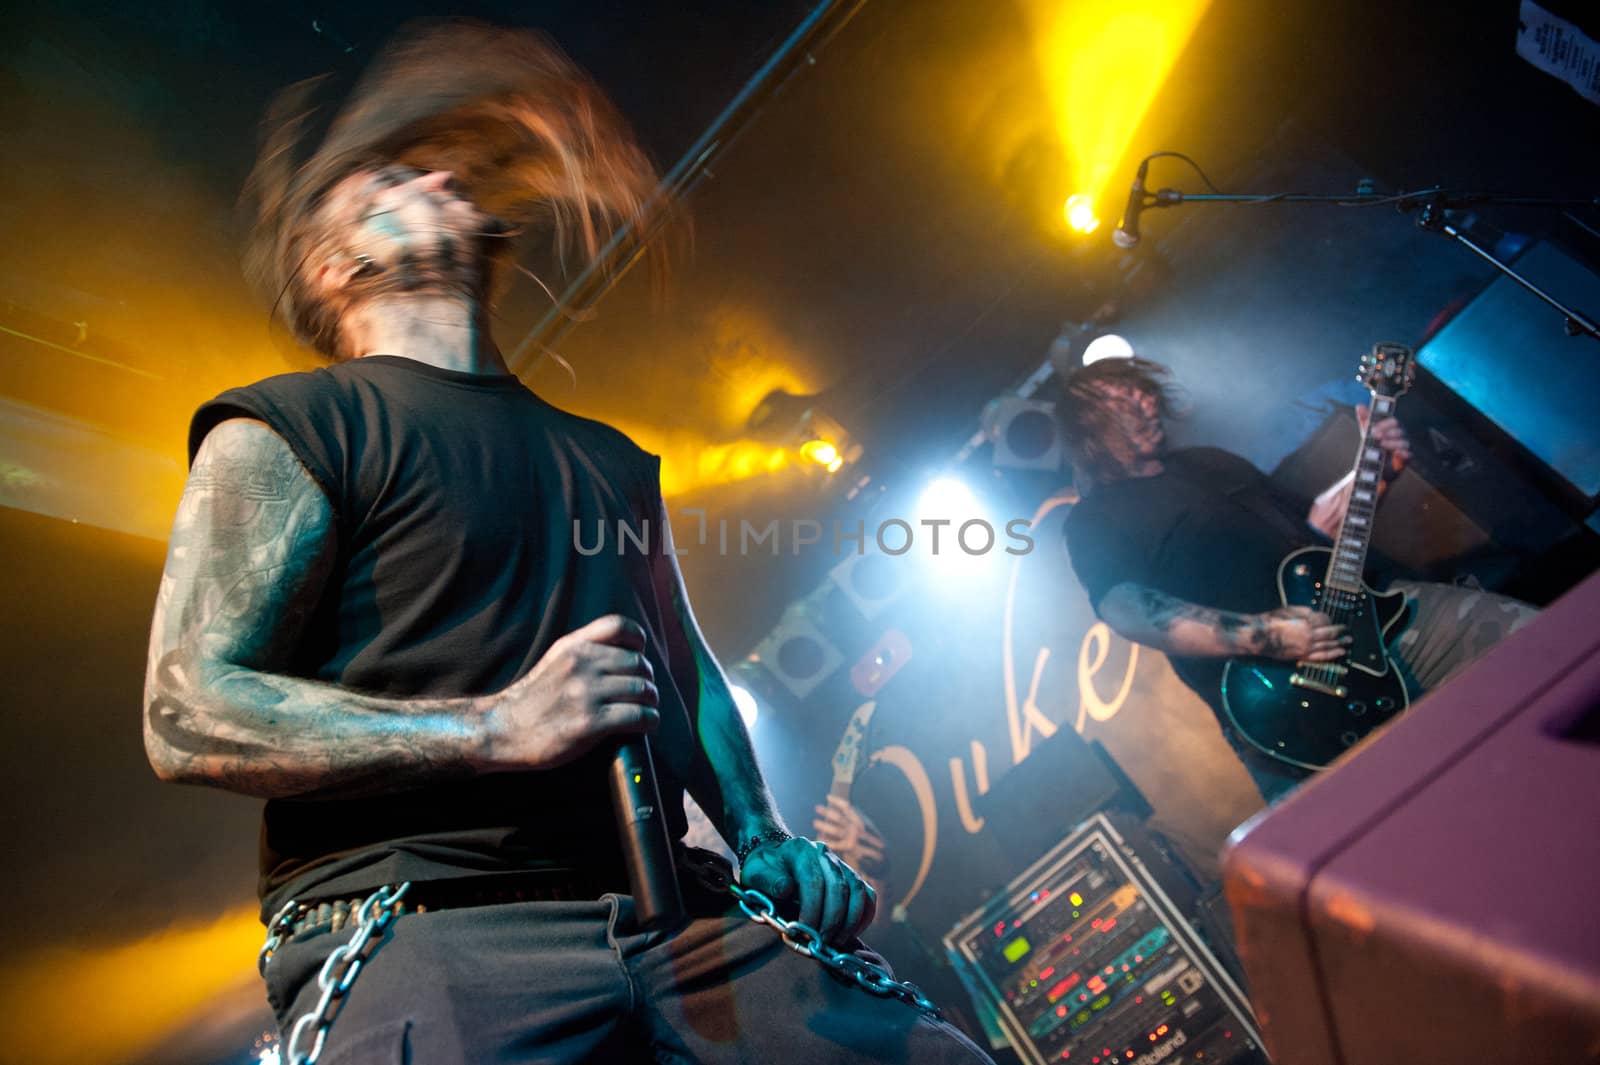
(144, 417), (657, 800)
(650, 509), (875, 945)
(1097, 582), (1348, 662)
(647, 510), (785, 852)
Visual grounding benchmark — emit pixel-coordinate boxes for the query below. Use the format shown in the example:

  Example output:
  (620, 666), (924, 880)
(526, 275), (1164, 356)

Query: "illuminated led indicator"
(1069, 892), (1084, 906)
(1003, 936), (1032, 963)
(633, 774), (642, 784)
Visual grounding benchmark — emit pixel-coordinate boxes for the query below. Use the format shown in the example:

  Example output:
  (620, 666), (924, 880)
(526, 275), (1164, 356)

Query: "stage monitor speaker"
(1222, 570), (1600, 1065)
(946, 813), (1264, 1065)
(1418, 240), (1600, 502)
(976, 727), (1151, 870)
(1269, 387), (1582, 580)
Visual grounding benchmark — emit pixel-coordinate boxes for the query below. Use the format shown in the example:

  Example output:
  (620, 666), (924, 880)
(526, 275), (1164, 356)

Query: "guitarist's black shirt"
(1064, 447), (1315, 724)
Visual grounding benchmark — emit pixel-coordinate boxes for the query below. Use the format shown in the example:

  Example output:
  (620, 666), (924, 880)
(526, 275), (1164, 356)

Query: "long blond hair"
(242, 19), (661, 359)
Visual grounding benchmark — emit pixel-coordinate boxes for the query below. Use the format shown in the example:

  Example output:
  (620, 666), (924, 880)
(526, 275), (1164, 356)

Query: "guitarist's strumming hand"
(1098, 583), (1350, 664)
(1247, 605), (1348, 663)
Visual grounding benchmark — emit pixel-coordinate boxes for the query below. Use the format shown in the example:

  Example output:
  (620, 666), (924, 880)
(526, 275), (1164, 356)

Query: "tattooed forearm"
(144, 418), (495, 799)
(656, 510), (785, 845)
(1101, 583), (1273, 658)
(145, 646), (488, 799)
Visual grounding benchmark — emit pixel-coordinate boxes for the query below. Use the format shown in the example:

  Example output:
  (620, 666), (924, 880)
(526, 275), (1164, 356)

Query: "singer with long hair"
(143, 21), (991, 1064)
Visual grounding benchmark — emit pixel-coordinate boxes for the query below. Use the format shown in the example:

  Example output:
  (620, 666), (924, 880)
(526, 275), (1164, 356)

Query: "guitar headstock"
(1358, 342), (1415, 399)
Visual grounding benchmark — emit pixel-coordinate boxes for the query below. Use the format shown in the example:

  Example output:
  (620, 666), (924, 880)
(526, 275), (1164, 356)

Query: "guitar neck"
(1324, 393), (1397, 593)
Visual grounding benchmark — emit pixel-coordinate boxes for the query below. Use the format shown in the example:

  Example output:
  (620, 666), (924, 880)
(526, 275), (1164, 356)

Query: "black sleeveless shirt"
(189, 356), (690, 918)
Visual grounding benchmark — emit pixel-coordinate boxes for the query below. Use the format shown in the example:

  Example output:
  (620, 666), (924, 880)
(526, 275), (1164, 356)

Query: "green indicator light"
(1002, 937), (1031, 963)
(633, 773), (642, 784)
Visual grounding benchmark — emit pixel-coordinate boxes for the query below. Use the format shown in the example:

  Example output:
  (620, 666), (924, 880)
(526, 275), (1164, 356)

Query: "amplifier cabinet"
(1223, 570), (1600, 1065)
(945, 814), (1263, 1065)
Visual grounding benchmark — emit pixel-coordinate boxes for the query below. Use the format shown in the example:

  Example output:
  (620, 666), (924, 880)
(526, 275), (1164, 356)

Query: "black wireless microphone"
(609, 738), (684, 930)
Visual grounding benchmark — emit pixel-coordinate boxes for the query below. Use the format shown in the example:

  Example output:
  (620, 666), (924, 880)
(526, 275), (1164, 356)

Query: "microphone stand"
(1134, 184), (1600, 342)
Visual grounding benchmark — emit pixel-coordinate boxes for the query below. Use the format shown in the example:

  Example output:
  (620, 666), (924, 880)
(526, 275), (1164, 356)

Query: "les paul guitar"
(1221, 342), (1417, 771)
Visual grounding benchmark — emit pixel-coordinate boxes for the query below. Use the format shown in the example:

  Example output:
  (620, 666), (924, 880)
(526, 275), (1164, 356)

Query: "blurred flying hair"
(1056, 356), (1182, 489)
(242, 19), (664, 360)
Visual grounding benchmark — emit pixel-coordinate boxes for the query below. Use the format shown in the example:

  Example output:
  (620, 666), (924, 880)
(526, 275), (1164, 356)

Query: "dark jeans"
(263, 884), (994, 1064)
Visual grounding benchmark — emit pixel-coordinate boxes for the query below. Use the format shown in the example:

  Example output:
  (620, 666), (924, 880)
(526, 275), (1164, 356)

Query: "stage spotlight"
(1082, 333), (1134, 365)
(831, 547), (911, 619)
(748, 390), (863, 475)
(729, 684), (760, 728)
(913, 476), (997, 581)
(753, 609), (844, 700)
(917, 477), (978, 523)
(799, 438), (845, 473)
(982, 395), (1063, 471)
(1064, 194), (1100, 234)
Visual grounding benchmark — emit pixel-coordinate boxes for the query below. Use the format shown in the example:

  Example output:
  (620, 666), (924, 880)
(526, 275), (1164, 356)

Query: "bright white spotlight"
(729, 684), (759, 729)
(916, 477), (978, 523)
(912, 476), (996, 582)
(1081, 333), (1134, 365)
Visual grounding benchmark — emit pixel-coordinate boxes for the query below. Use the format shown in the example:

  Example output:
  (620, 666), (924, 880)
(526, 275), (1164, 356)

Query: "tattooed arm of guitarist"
(144, 418), (657, 800)
(1098, 583), (1349, 663)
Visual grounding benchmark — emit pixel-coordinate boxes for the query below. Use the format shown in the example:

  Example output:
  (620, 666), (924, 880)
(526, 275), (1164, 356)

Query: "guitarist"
(1057, 356), (1535, 802)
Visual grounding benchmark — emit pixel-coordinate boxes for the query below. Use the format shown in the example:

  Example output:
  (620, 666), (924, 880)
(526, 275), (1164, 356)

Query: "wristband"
(734, 828), (793, 866)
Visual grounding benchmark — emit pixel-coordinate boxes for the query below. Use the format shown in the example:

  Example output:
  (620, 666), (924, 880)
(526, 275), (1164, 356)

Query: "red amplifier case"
(1223, 570), (1600, 1065)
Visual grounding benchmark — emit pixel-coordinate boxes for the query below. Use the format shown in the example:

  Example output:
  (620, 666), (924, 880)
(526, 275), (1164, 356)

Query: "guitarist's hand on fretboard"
(1308, 405), (1413, 538)
(1358, 403), (1412, 485)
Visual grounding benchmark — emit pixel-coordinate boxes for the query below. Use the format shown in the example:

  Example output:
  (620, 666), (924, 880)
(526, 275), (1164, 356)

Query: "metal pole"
(509, 0), (868, 373)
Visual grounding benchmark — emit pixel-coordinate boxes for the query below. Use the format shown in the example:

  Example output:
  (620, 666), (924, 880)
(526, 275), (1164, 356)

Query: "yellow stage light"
(1064, 194), (1100, 233)
(1024, 0), (1212, 218)
(800, 439), (844, 473)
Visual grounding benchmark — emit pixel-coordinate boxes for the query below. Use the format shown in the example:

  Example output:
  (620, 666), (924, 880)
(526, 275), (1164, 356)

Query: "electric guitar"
(1220, 343), (1417, 770)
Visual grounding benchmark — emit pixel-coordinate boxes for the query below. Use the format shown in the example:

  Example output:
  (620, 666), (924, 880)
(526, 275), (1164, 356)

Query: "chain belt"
(261, 869), (944, 1065)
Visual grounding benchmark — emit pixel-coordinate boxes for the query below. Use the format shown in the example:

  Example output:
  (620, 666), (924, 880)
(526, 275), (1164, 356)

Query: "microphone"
(609, 738), (685, 930)
(1112, 159), (1151, 249)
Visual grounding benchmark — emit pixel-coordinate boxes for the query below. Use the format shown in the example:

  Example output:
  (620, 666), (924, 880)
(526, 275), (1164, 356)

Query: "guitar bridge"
(1290, 672), (1348, 698)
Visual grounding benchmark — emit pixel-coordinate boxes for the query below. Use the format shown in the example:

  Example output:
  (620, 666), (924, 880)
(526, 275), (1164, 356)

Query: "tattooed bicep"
(151, 418), (336, 672)
(1100, 582), (1187, 630)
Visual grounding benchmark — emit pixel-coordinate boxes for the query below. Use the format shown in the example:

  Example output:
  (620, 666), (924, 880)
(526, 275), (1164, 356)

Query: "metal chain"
(258, 868), (940, 1064)
(727, 881), (945, 1020)
(259, 882), (412, 1065)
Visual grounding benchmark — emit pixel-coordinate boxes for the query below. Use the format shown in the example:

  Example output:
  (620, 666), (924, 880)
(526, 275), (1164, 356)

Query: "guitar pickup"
(1290, 673), (1348, 698)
